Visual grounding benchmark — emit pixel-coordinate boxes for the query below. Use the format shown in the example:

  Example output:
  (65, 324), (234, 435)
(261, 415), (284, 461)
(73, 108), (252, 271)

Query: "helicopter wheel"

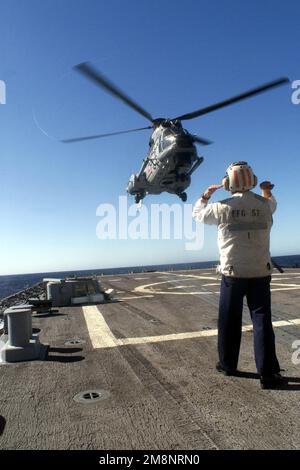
(135, 195), (142, 204)
(179, 192), (187, 202)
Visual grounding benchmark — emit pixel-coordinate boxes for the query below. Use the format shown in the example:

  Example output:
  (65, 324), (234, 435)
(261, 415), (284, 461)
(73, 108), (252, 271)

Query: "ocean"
(0, 255), (300, 301)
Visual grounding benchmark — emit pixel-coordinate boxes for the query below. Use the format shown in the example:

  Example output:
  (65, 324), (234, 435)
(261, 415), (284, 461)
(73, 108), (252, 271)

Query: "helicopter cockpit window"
(163, 129), (174, 138)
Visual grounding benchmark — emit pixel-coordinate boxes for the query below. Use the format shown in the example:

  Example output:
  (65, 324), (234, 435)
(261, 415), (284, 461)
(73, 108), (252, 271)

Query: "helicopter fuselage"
(127, 123), (203, 203)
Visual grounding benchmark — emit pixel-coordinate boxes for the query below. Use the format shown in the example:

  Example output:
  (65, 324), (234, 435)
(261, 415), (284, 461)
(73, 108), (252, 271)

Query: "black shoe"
(260, 373), (287, 390)
(216, 362), (238, 377)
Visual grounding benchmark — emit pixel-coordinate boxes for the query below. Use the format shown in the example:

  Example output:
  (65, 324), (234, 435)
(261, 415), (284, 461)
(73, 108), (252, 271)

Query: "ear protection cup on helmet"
(223, 176), (230, 191)
(224, 162), (257, 192)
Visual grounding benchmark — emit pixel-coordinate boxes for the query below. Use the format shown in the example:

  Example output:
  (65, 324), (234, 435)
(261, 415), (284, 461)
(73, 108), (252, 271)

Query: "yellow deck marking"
(168, 285), (197, 290)
(272, 273), (300, 276)
(271, 287), (300, 292)
(202, 283), (220, 287)
(119, 295), (154, 300)
(135, 272), (300, 296)
(157, 271), (218, 280)
(270, 283), (300, 287)
(135, 278), (216, 296)
(83, 304), (300, 349)
(82, 305), (122, 349)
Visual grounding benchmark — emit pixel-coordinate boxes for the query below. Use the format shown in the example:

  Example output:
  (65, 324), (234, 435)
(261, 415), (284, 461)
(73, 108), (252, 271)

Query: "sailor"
(193, 161), (285, 389)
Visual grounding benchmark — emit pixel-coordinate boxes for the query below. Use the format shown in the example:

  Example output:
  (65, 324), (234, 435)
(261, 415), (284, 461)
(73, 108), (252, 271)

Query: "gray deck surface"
(1, 268), (300, 450)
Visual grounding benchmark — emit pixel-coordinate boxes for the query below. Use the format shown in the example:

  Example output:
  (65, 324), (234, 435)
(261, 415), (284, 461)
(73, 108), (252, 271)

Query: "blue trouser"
(218, 275), (280, 376)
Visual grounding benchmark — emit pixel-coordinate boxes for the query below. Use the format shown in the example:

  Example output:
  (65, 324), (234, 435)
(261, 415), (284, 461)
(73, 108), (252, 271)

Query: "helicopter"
(62, 62), (289, 203)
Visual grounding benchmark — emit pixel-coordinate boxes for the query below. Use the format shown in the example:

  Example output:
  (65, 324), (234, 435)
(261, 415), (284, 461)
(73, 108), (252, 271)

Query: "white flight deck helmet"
(223, 161), (257, 193)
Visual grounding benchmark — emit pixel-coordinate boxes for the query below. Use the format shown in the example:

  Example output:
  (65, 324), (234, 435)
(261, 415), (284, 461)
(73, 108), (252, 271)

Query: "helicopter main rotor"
(62, 61), (289, 144)
(172, 77), (289, 121)
(61, 126), (152, 143)
(75, 62), (154, 123)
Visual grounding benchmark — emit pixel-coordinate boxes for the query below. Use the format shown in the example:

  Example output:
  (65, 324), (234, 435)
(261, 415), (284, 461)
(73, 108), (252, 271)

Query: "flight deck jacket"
(192, 191), (277, 278)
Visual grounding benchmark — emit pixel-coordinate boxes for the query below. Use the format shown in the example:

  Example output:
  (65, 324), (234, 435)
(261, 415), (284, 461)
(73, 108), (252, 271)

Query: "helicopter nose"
(127, 181), (134, 194)
(127, 174), (139, 194)
(176, 135), (193, 147)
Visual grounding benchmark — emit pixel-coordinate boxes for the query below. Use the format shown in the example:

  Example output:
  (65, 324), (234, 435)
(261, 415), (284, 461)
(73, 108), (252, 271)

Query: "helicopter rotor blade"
(174, 77), (290, 121)
(75, 62), (154, 123)
(61, 126), (152, 143)
(191, 135), (213, 145)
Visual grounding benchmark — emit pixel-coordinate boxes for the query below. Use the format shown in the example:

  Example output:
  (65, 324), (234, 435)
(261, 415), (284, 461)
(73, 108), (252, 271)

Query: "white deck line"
(82, 305), (300, 350)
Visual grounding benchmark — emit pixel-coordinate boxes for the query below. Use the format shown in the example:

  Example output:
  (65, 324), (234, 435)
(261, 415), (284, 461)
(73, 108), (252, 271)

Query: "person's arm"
(192, 184), (222, 225)
(260, 181), (277, 214)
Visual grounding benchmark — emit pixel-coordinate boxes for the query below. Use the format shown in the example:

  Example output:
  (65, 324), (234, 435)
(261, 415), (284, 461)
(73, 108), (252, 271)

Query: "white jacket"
(193, 191), (277, 278)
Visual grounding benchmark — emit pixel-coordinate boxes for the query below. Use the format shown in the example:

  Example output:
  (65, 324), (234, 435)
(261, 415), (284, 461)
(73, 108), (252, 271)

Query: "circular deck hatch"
(73, 389), (110, 404)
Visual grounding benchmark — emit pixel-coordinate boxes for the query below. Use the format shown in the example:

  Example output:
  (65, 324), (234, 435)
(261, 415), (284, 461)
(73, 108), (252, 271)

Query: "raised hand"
(202, 184), (223, 199)
(260, 181), (274, 190)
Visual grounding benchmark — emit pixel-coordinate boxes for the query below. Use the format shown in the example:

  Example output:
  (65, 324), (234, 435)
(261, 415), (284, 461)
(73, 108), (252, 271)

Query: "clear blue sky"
(1, 0), (299, 275)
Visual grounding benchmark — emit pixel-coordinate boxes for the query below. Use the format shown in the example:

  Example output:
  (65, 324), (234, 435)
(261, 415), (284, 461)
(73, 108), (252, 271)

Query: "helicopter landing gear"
(178, 192), (187, 202)
(135, 194), (142, 204)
